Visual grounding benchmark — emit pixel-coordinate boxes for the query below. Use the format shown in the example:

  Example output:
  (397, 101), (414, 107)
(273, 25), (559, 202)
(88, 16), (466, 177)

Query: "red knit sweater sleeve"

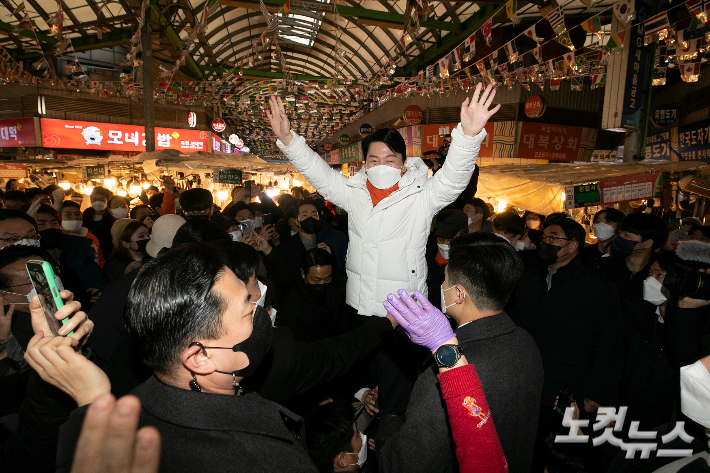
(438, 364), (508, 473)
(161, 191), (176, 216)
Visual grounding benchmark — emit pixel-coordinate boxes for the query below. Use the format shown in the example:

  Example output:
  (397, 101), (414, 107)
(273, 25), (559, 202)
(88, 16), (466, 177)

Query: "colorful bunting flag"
(686, 0), (709, 23)
(505, 0), (520, 24)
(532, 44), (543, 63)
(581, 15), (602, 34)
(545, 7), (566, 35)
(476, 59), (486, 75)
(463, 33), (476, 62)
(549, 78), (561, 91)
(283, 0), (290, 15)
(606, 30), (627, 49)
(613, 0), (635, 24)
(555, 32), (575, 49)
(524, 26), (539, 43)
(652, 66), (667, 85)
(482, 17), (493, 45)
(681, 61), (701, 82)
(504, 40), (518, 62)
(488, 50), (498, 70)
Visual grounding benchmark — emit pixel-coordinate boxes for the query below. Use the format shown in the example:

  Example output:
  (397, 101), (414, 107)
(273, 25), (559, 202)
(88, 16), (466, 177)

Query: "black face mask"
(299, 217), (321, 235)
(306, 281), (330, 295)
(538, 242), (564, 265)
(135, 238), (150, 254)
(223, 305), (273, 378)
(39, 228), (63, 250)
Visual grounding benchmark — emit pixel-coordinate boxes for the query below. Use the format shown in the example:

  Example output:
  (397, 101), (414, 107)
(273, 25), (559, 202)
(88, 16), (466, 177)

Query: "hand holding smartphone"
(26, 261), (73, 337)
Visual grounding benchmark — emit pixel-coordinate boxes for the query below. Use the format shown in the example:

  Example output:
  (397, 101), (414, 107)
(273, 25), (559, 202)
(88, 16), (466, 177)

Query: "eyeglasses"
(0, 234), (40, 244)
(541, 235), (570, 244)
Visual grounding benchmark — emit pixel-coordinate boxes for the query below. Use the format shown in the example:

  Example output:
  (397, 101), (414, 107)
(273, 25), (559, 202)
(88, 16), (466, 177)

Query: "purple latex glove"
(383, 289), (455, 352)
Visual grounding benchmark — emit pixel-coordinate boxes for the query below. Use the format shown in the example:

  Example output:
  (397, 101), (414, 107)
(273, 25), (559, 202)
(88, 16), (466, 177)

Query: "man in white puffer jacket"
(267, 84), (499, 317)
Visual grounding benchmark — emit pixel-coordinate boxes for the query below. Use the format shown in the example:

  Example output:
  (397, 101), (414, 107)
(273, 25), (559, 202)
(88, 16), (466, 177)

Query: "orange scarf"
(367, 180), (399, 207)
(435, 251), (449, 267)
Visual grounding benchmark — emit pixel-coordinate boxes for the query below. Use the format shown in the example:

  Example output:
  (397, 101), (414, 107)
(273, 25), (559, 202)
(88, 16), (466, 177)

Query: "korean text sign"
(600, 172), (659, 205)
(0, 118), (40, 147)
(40, 119), (208, 152)
(519, 123), (584, 161)
(422, 123), (493, 157)
(677, 118), (710, 161)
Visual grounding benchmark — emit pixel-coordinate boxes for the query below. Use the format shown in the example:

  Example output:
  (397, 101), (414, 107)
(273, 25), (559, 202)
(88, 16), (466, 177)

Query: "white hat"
(146, 214), (186, 258)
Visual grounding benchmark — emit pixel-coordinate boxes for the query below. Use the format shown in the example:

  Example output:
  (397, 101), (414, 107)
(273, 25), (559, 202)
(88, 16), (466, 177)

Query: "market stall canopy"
(477, 161), (710, 216)
(136, 149), (284, 174)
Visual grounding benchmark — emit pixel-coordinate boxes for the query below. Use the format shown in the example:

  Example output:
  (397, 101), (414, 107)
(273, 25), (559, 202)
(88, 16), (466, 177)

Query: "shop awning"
(476, 161), (710, 216)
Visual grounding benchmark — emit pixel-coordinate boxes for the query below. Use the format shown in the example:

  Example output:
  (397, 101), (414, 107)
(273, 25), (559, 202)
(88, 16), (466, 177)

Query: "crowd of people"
(0, 86), (708, 473)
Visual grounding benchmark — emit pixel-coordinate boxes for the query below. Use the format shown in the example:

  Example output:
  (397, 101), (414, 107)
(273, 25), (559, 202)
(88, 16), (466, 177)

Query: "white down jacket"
(277, 124), (486, 316)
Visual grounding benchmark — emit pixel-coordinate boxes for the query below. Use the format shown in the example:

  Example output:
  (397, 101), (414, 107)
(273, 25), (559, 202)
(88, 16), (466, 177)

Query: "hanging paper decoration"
(549, 78), (561, 91)
(686, 0), (709, 24)
(476, 60), (486, 75)
(482, 18), (493, 45)
(426, 64), (434, 82)
(519, 69), (530, 90)
(532, 44), (543, 63)
(644, 12), (670, 44)
(524, 26), (540, 43)
(575, 53), (588, 70)
(283, 0), (290, 15)
(681, 61), (701, 81)
(489, 51), (499, 70)
(463, 33), (476, 62)
(563, 51), (576, 69)
(570, 77), (583, 91)
(555, 32), (575, 50)
(505, 0), (520, 25)
(450, 47), (461, 71)
(606, 30), (627, 52)
(613, 0), (635, 25)
(652, 66), (667, 85)
(545, 7), (566, 36)
(504, 40), (518, 63)
(581, 15), (603, 35)
(438, 56), (449, 77)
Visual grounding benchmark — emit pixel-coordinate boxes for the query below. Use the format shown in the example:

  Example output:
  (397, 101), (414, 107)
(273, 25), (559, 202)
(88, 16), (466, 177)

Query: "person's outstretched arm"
(267, 96), (353, 212)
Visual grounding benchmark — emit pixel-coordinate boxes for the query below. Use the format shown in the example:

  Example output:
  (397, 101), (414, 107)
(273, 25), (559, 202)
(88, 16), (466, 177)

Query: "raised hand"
(266, 96), (293, 146)
(460, 83), (501, 138)
(383, 290), (455, 352)
(29, 289), (93, 349)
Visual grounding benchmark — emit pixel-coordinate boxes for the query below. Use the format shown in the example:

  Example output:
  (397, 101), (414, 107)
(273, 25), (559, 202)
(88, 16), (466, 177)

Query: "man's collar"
(455, 311), (516, 342)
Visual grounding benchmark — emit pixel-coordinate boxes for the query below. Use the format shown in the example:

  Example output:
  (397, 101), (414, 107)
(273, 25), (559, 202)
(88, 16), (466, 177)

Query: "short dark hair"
(34, 204), (59, 221)
(91, 186), (112, 200)
(0, 209), (37, 230)
(306, 401), (355, 473)
(149, 193), (164, 209)
(4, 179), (17, 191)
(125, 243), (228, 374)
(172, 219), (231, 247)
(292, 199), (319, 218)
(247, 202), (264, 215)
(463, 198), (490, 221)
(62, 201), (81, 211)
(130, 204), (154, 219)
(0, 245), (45, 289)
(448, 233), (523, 311)
(688, 225), (710, 239)
(147, 186), (159, 193)
(25, 188), (50, 200)
(543, 217), (586, 250)
(219, 241), (261, 284)
(361, 128), (406, 163)
(492, 212), (525, 236)
(108, 195), (128, 208)
(223, 201), (252, 221)
(545, 212), (570, 224)
(300, 248), (332, 275)
(4, 190), (28, 204)
(619, 213), (668, 250)
(522, 211), (546, 226)
(179, 188), (213, 212)
(594, 207), (624, 224)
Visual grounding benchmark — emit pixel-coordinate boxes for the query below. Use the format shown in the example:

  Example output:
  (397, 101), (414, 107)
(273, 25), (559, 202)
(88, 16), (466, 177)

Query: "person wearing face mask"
(108, 195), (129, 220)
(491, 211), (525, 249)
(579, 208), (624, 264)
(523, 211), (545, 231)
(103, 220), (150, 283)
(277, 200), (347, 278)
(306, 401), (370, 473)
(82, 186), (116, 260)
(588, 213), (668, 315)
(426, 209), (468, 310)
(461, 198), (492, 234)
(179, 188), (214, 221)
(506, 217), (625, 472)
(62, 201), (104, 268)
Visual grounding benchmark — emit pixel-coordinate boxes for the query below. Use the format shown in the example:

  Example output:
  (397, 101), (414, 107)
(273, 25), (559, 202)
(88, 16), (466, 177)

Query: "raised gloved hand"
(383, 290), (455, 352)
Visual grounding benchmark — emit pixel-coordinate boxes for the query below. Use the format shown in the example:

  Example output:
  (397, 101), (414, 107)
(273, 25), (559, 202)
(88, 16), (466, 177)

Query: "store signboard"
(651, 104), (677, 127)
(211, 133), (235, 153)
(645, 131), (673, 161)
(85, 165), (106, 180)
(0, 164), (27, 179)
(329, 149), (340, 165)
(422, 123), (493, 157)
(0, 117), (40, 147)
(519, 123), (585, 161)
(397, 125), (422, 157)
(600, 172), (659, 205)
(214, 169), (243, 185)
(340, 142), (362, 163)
(677, 117), (710, 161)
(40, 119), (208, 152)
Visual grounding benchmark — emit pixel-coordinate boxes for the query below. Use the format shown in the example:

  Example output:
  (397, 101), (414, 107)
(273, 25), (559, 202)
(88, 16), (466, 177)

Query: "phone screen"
(26, 262), (64, 336)
(263, 213), (272, 226)
(240, 221), (253, 236)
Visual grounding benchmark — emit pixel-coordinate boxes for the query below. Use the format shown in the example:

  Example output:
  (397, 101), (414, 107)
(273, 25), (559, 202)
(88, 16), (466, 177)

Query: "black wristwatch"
(434, 344), (464, 368)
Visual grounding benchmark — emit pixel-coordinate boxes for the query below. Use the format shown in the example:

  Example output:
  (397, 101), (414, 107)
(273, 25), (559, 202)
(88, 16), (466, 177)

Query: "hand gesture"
(162, 176), (175, 195)
(30, 289), (93, 349)
(361, 387), (379, 416)
(460, 83), (501, 137)
(26, 198), (42, 218)
(383, 290), (455, 352)
(24, 334), (111, 407)
(317, 242), (331, 254)
(70, 394), (161, 473)
(266, 96), (293, 146)
(258, 223), (278, 242)
(0, 296), (14, 343)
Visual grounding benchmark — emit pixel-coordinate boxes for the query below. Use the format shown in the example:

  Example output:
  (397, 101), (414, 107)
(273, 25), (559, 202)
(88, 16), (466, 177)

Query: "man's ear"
(454, 285), (467, 305)
(334, 452), (350, 470)
(182, 344), (216, 376)
(300, 269), (306, 280)
(641, 239), (654, 251)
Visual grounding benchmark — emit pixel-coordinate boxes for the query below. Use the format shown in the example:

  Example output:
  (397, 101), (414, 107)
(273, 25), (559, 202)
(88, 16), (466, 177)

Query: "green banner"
(215, 168), (243, 185)
(339, 142), (362, 163)
(86, 165), (105, 180)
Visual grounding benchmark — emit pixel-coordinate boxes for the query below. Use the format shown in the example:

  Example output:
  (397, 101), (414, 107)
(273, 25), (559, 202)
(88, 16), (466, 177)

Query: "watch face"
(436, 345), (458, 367)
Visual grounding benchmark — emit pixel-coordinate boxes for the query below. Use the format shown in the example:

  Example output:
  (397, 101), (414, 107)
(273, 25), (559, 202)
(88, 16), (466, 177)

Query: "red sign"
(0, 164), (27, 178)
(404, 105), (423, 125)
(422, 123), (493, 158)
(0, 117), (40, 147)
(600, 172), (659, 205)
(40, 119), (208, 152)
(212, 118), (226, 132)
(524, 95), (546, 118)
(324, 142), (333, 151)
(519, 123), (584, 161)
(188, 112), (197, 128)
(210, 133), (235, 153)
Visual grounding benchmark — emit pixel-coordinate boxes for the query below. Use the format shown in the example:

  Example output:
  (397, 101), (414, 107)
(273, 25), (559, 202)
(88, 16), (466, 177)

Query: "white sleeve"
(354, 387), (370, 402)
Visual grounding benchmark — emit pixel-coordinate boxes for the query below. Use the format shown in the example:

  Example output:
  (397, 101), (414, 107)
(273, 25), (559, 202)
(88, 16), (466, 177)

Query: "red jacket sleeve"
(438, 364), (508, 473)
(161, 191), (176, 216)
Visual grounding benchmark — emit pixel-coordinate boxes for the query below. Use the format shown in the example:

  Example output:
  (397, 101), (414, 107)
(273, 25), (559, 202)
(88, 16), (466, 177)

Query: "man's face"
(133, 207), (153, 221)
(688, 229), (710, 243)
(436, 236), (452, 245)
(619, 230), (645, 251)
(36, 212), (60, 232)
(7, 181), (18, 191)
(649, 260), (666, 284)
(4, 199), (23, 210)
(235, 209), (254, 222)
(462, 205), (481, 223)
(110, 198), (128, 210)
(302, 265), (332, 285)
(542, 225), (577, 259)
(595, 213), (619, 233)
(364, 142), (405, 171)
(0, 256), (39, 306)
(298, 204), (319, 222)
(0, 219), (37, 249)
(61, 207), (82, 222)
(146, 190), (158, 198)
(526, 214), (541, 229)
(90, 195), (107, 205)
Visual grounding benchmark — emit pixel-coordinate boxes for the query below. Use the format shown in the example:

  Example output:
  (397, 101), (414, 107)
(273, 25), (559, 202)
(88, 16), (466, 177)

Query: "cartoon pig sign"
(81, 126), (103, 146)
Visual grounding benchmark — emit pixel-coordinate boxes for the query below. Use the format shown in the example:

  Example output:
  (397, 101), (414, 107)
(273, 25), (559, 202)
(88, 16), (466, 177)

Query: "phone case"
(26, 260), (73, 336)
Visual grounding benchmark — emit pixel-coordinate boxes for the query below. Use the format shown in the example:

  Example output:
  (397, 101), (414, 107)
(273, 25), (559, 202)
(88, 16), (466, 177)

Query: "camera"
(662, 262), (710, 300)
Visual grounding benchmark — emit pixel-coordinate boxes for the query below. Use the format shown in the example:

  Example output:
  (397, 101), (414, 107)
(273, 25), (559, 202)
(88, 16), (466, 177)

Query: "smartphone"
(239, 220), (253, 236)
(26, 260), (73, 336)
(263, 213), (273, 226)
(244, 180), (252, 193)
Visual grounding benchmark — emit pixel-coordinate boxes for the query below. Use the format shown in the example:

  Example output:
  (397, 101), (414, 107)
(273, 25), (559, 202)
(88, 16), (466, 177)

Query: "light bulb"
(104, 175), (116, 189)
(141, 181), (150, 189)
(116, 187), (127, 197)
(218, 189), (229, 200)
(58, 179), (70, 190)
(84, 182), (94, 196)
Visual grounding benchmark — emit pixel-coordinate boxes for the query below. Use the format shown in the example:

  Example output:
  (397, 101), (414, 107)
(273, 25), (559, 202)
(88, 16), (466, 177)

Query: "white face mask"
(437, 243), (450, 260)
(256, 280), (267, 308)
(643, 276), (669, 305)
(593, 222), (615, 241)
(643, 207), (653, 214)
(366, 165), (402, 190)
(344, 432), (368, 468)
(269, 307), (277, 326)
(440, 284), (457, 314)
(92, 201), (106, 212)
(680, 359), (710, 429)
(10, 238), (40, 248)
(111, 208), (128, 219)
(290, 230), (297, 236)
(467, 216), (474, 226)
(3, 275), (63, 305)
(230, 230), (242, 242)
(527, 219), (540, 230)
(61, 220), (82, 232)
(516, 240), (526, 251)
